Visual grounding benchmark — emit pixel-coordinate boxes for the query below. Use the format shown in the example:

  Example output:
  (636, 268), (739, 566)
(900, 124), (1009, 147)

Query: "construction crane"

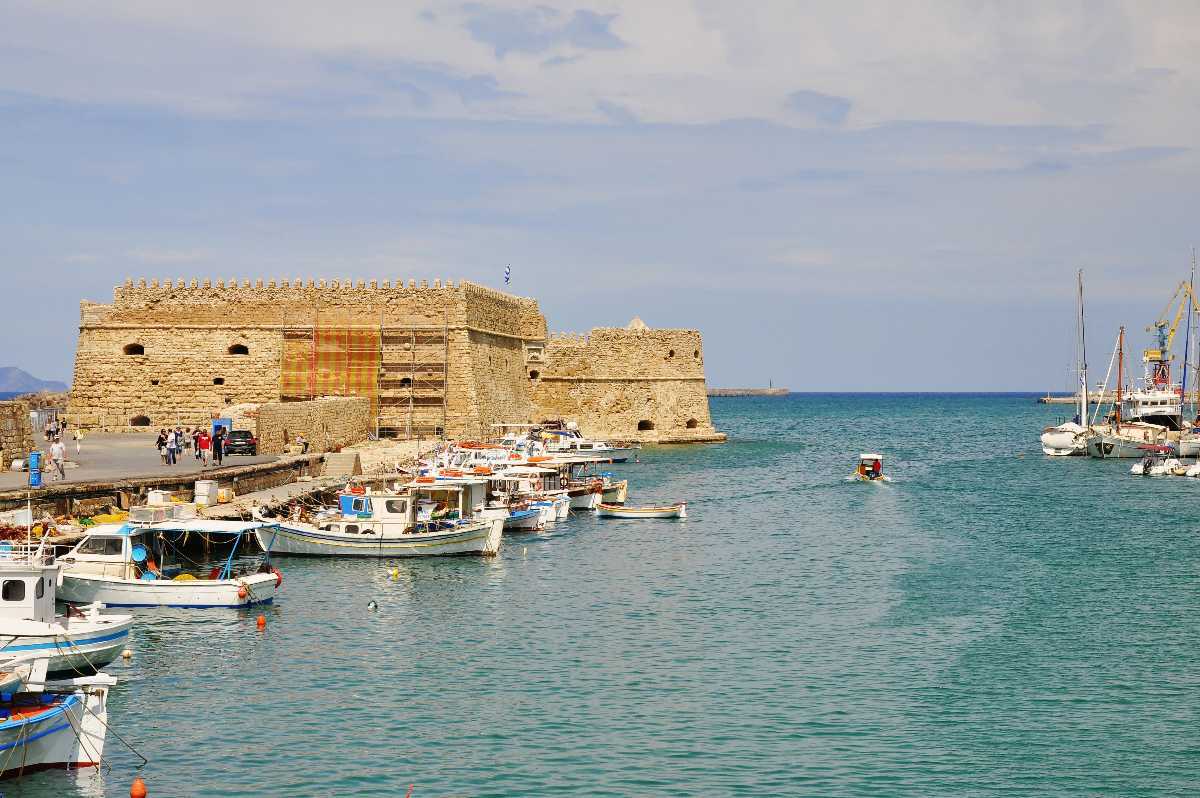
(1144, 280), (1199, 387)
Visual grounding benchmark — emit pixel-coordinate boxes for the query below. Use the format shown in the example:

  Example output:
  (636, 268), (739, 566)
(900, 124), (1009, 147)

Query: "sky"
(3, 1), (1200, 389)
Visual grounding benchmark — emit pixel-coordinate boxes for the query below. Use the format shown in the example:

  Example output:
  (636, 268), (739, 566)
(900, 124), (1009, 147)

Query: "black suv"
(222, 430), (258, 456)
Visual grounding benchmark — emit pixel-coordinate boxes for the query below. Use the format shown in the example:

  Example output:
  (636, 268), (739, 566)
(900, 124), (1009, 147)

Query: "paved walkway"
(0, 432), (278, 490)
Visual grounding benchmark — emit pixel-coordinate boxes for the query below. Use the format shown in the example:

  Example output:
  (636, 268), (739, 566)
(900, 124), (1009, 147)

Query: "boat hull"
(1040, 424), (1086, 456)
(0, 685), (109, 777)
(601, 480), (628, 504)
(257, 519), (503, 558)
(568, 490), (599, 510)
(503, 510), (543, 532)
(3, 619), (133, 677)
(59, 572), (277, 608)
(1086, 433), (1164, 459)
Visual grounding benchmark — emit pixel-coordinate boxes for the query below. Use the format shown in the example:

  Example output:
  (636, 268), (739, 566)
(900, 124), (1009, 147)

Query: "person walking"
(166, 428), (179, 466)
(49, 437), (66, 482)
(212, 427), (224, 466)
(156, 429), (168, 465)
(73, 428), (83, 456)
(197, 428), (211, 467)
(192, 428), (202, 461)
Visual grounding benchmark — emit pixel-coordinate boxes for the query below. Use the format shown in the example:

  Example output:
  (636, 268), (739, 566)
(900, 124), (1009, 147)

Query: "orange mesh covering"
(279, 326), (381, 417)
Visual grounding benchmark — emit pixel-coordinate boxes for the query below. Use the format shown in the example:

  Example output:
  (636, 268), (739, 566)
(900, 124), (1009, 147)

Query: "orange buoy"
(130, 775), (148, 798)
(237, 586), (248, 599)
(256, 614), (266, 630)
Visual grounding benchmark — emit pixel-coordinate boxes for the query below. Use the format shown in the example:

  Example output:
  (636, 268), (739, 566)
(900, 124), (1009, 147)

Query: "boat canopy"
(859, 453), (883, 462)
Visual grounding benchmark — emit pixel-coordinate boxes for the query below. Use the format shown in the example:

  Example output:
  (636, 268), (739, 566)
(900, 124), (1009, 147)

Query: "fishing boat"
(255, 478), (504, 558)
(596, 502), (686, 519)
(539, 422), (638, 462)
(58, 520), (280, 608)
(1129, 445), (1183, 476)
(851, 453), (891, 482)
(0, 653), (116, 777)
(503, 508), (543, 532)
(0, 540), (133, 677)
(1086, 327), (1174, 458)
(1041, 269), (1092, 456)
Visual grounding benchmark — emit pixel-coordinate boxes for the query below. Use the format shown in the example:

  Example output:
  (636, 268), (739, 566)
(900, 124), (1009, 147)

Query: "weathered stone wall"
(0, 401), (35, 462)
(255, 397), (371, 455)
(67, 278), (725, 445)
(532, 327), (724, 444)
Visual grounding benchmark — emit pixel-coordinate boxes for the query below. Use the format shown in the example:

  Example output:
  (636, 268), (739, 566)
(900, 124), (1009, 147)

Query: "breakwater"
(707, 387), (789, 397)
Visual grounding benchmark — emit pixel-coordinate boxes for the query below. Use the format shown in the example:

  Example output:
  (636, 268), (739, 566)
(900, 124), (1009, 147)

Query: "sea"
(21, 394), (1200, 797)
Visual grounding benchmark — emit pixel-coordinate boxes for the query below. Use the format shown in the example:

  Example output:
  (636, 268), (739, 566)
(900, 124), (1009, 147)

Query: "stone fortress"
(68, 278), (725, 446)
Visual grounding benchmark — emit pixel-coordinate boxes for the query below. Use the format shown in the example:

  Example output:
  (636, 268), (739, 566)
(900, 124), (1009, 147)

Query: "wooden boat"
(596, 502), (686, 519)
(852, 453), (891, 482)
(0, 541), (133, 677)
(0, 654), (115, 777)
(59, 521), (279, 608)
(256, 478), (505, 558)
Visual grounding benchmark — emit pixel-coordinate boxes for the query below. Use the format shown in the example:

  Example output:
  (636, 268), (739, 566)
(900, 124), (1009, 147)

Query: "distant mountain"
(0, 367), (68, 394)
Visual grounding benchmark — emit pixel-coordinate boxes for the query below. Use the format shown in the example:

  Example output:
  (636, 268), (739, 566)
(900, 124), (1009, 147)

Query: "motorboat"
(58, 520), (280, 608)
(0, 540), (133, 676)
(255, 478), (504, 558)
(596, 503), (686, 519)
(1041, 421), (1088, 456)
(1129, 445), (1183, 475)
(851, 453), (891, 482)
(0, 655), (116, 778)
(537, 421), (638, 462)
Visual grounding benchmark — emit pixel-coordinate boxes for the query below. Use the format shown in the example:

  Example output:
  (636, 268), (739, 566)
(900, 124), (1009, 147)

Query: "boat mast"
(1186, 247), (1197, 418)
(1077, 268), (1088, 425)
(1116, 325), (1125, 433)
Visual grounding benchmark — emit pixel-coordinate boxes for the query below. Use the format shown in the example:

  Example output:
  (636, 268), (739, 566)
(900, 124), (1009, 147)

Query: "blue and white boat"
(0, 653), (116, 777)
(254, 478), (505, 558)
(0, 540), (132, 677)
(58, 520), (280, 608)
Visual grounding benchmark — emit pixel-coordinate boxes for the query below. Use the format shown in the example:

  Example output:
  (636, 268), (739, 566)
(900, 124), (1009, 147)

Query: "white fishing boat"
(58, 521), (280, 608)
(596, 502), (686, 519)
(1086, 327), (1174, 458)
(540, 424), (638, 462)
(0, 653), (116, 777)
(0, 540), (133, 677)
(255, 478), (504, 558)
(502, 508), (543, 532)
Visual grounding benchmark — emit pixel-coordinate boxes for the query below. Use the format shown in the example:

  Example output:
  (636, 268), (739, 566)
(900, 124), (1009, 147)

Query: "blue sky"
(3, 1), (1199, 389)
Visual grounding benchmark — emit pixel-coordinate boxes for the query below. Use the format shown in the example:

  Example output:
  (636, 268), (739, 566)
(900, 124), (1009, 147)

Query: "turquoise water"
(22, 394), (1200, 796)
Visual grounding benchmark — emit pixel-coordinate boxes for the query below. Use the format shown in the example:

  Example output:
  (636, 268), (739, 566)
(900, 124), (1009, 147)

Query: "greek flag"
(504, 265), (511, 285)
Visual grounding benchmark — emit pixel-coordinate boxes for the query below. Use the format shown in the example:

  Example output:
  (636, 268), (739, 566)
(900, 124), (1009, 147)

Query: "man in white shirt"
(49, 438), (66, 481)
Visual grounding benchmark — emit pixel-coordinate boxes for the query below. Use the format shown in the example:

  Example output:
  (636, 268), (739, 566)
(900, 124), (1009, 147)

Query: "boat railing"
(0, 540), (55, 566)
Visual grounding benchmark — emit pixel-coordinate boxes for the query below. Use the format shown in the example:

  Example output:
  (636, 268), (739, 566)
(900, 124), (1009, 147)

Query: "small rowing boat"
(595, 502), (686, 519)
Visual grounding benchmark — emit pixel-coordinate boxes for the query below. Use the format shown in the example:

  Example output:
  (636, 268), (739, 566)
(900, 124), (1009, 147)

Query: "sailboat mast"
(1116, 325), (1125, 432)
(1187, 247), (1197, 419)
(1077, 268), (1088, 425)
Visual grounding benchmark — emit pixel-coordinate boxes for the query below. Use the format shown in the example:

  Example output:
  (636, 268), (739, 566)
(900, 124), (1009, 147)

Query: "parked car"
(223, 430), (258, 456)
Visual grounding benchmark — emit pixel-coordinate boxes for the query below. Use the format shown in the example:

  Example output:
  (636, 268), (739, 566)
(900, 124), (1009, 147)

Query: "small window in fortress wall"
(213, 377), (225, 385)
(130, 415), (151, 427)
(686, 418), (699, 429)
(399, 377), (412, 388)
(693, 349), (700, 359)
(123, 343), (145, 356)
(529, 370), (540, 380)
(637, 420), (655, 431)
(228, 344), (249, 355)
(667, 349), (675, 358)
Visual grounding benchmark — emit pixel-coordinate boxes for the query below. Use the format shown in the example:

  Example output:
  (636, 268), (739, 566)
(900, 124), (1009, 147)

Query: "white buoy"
(121, 648), (133, 660)
(367, 600), (378, 611)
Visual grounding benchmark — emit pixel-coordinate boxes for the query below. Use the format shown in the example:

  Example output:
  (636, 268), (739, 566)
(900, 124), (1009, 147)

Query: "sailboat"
(1041, 270), (1090, 456)
(1085, 326), (1173, 458)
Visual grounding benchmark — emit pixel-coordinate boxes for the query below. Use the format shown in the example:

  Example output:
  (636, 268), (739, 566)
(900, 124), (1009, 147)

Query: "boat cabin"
(62, 521), (268, 581)
(321, 479), (492, 535)
(0, 544), (58, 623)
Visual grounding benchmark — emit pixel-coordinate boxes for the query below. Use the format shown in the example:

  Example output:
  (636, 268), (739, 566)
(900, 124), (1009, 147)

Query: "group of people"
(42, 416), (82, 455)
(156, 426), (227, 467)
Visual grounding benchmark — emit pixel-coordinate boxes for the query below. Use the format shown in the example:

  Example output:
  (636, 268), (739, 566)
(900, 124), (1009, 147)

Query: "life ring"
(271, 566), (283, 587)
(349, 486), (366, 496)
(560, 477), (569, 489)
(415, 476), (435, 484)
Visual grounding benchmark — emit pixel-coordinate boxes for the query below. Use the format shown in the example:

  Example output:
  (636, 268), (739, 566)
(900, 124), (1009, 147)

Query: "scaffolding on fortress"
(279, 313), (449, 439)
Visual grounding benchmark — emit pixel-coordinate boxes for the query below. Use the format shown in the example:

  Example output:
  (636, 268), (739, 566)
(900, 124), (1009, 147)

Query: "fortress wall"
(0, 401), (35, 463)
(69, 326), (281, 430)
(533, 327), (723, 444)
(466, 330), (534, 438)
(255, 397), (370, 455)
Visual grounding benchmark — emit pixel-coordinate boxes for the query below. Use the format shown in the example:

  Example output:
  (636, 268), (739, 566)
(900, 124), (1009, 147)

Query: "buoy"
(121, 648), (133, 660)
(237, 586), (248, 599)
(389, 567), (399, 580)
(130, 774), (148, 798)
(367, 600), (378, 611)
(256, 614), (266, 630)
